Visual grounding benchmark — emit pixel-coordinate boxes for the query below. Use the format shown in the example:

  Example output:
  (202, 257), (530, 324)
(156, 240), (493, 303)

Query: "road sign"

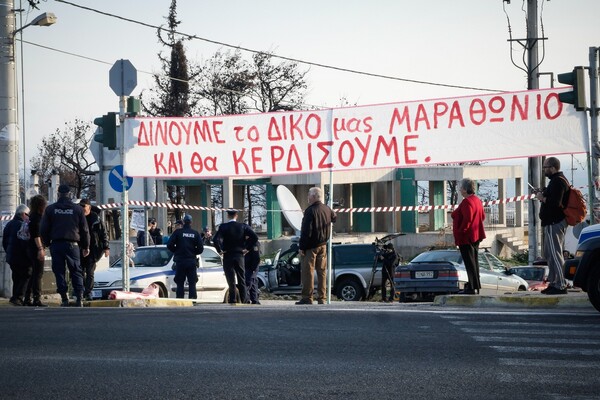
(109, 59), (137, 96)
(109, 165), (133, 193)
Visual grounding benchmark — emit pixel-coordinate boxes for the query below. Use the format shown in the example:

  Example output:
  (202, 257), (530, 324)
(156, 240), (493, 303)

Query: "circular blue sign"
(109, 165), (133, 193)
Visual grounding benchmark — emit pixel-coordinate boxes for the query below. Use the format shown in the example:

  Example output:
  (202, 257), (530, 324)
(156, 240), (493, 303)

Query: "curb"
(0, 298), (197, 308)
(87, 298), (195, 308)
(433, 293), (593, 309)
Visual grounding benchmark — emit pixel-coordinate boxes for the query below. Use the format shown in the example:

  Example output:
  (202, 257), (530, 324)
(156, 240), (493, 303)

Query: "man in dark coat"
(536, 156), (569, 295)
(79, 199), (110, 301)
(297, 187), (336, 305)
(213, 210), (258, 304)
(244, 236), (260, 304)
(40, 184), (90, 307)
(167, 214), (203, 299)
(2, 204), (32, 306)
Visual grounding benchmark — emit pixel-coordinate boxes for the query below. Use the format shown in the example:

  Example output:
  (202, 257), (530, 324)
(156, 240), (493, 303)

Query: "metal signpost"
(109, 59), (137, 291)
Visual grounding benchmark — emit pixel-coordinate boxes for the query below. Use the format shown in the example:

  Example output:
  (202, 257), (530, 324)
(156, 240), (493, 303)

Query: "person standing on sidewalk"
(244, 236), (261, 304)
(536, 156), (569, 295)
(79, 198), (110, 301)
(213, 210), (257, 304)
(296, 187), (337, 305)
(2, 204), (32, 306)
(167, 214), (203, 299)
(40, 184), (90, 307)
(24, 195), (48, 307)
(451, 178), (486, 295)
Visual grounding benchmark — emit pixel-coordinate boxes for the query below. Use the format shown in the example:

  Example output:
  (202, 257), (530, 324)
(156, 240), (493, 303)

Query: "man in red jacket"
(451, 178), (486, 294)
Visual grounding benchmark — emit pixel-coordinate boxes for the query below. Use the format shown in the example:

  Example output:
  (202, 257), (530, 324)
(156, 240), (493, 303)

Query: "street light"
(0, 5), (57, 297)
(13, 12), (57, 36)
(14, 12), (57, 201)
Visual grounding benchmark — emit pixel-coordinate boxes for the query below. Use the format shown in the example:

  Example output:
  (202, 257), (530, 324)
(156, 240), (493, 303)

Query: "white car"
(92, 245), (229, 302)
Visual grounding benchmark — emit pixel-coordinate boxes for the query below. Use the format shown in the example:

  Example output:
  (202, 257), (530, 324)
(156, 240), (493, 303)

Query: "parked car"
(261, 243), (384, 301)
(92, 245), (229, 302)
(509, 265), (549, 291)
(395, 249), (528, 302)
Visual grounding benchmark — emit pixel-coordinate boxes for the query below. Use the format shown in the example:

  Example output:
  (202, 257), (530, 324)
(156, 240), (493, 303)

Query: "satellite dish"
(276, 185), (303, 233)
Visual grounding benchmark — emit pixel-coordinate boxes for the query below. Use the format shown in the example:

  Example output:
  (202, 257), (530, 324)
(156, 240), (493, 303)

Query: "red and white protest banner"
(123, 88), (588, 178)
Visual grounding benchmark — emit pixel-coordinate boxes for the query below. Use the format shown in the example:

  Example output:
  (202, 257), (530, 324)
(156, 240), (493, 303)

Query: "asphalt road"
(0, 302), (599, 400)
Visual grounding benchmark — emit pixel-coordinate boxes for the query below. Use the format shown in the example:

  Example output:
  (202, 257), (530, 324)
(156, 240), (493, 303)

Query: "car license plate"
(415, 271), (434, 279)
(91, 290), (102, 299)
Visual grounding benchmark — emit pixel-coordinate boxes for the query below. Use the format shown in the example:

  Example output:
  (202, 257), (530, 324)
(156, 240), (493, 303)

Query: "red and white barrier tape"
(2, 185), (591, 221)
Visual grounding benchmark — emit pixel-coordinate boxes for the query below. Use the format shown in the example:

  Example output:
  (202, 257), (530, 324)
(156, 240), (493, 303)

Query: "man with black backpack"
(536, 157), (569, 295)
(79, 199), (110, 301)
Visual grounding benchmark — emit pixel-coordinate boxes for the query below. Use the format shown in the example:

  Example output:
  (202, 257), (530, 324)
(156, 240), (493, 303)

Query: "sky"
(13, 0), (600, 190)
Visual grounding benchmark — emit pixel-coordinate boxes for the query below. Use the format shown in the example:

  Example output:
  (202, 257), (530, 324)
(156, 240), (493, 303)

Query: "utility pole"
(589, 47), (599, 219)
(526, 0), (542, 264)
(0, 1), (20, 297)
(0, 3), (19, 216)
(508, 0), (545, 263)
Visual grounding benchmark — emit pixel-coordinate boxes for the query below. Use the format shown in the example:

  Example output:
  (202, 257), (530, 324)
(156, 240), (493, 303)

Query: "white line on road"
(499, 358), (600, 368)
(497, 371), (600, 385)
(460, 328), (599, 336)
(449, 320), (599, 328)
(472, 336), (600, 345)
(490, 345), (600, 356)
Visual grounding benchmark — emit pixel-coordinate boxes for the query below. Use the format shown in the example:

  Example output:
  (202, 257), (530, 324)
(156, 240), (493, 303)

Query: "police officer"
(167, 214), (203, 299)
(213, 210), (258, 304)
(40, 184), (90, 307)
(244, 238), (261, 304)
(79, 198), (110, 301)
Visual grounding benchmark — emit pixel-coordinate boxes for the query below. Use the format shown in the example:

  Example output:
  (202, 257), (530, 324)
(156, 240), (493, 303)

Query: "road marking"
(499, 358), (600, 368)
(460, 328), (599, 336)
(497, 372), (600, 385)
(448, 320), (598, 328)
(490, 345), (600, 356)
(472, 336), (600, 345)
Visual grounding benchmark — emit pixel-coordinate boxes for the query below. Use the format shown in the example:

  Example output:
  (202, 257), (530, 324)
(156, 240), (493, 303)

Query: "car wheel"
(518, 285), (527, 291)
(587, 266), (600, 312)
(155, 283), (168, 298)
(336, 278), (363, 301)
(399, 292), (410, 303)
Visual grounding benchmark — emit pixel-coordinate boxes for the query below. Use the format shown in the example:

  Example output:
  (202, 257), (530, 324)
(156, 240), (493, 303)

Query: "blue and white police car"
(92, 245), (229, 302)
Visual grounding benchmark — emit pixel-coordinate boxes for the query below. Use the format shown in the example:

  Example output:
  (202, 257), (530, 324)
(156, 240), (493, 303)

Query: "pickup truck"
(564, 223), (600, 312)
(260, 243), (383, 301)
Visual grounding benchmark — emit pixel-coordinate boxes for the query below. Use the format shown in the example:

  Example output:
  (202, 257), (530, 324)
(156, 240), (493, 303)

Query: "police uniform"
(79, 199), (110, 301)
(167, 215), (203, 299)
(40, 185), (90, 306)
(244, 239), (260, 304)
(213, 210), (258, 304)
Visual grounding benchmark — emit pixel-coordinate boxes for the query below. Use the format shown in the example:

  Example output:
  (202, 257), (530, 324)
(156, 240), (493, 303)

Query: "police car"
(92, 245), (229, 302)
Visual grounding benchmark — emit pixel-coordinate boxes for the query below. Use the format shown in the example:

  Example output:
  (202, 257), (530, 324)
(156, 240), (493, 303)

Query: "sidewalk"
(0, 291), (593, 309)
(433, 290), (593, 309)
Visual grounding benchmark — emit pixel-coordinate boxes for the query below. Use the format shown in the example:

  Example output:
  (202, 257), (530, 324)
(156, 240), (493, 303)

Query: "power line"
(55, 0), (507, 93)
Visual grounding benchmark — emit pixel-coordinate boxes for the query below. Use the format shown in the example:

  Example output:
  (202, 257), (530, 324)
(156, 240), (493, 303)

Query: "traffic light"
(557, 67), (587, 111)
(93, 112), (117, 150)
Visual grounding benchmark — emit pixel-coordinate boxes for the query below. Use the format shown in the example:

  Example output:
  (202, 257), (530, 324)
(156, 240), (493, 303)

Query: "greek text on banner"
(122, 88), (588, 178)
